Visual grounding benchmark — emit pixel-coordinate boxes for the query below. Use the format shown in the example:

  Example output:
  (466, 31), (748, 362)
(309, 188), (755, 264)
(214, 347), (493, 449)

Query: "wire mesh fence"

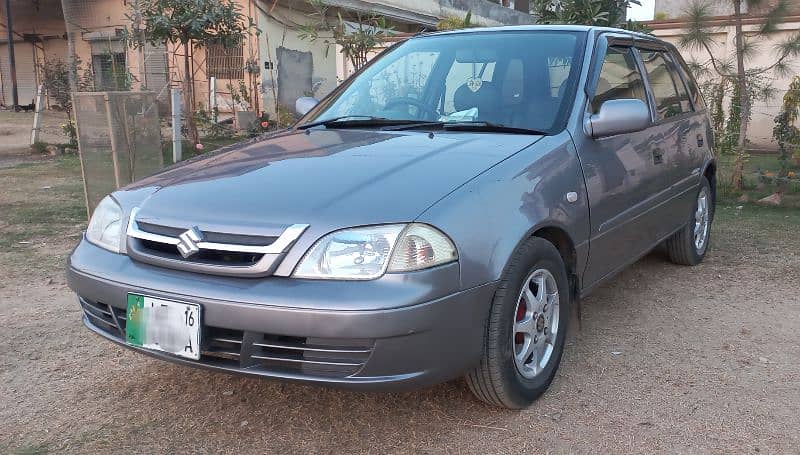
(72, 91), (163, 214)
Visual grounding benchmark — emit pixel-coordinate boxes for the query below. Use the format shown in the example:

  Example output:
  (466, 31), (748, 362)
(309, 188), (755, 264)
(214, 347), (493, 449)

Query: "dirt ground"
(0, 111), (69, 169)
(1, 157), (799, 454)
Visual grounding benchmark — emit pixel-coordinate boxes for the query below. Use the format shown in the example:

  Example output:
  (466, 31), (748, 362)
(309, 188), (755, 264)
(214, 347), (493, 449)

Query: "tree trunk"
(182, 41), (199, 145)
(730, 0), (749, 190)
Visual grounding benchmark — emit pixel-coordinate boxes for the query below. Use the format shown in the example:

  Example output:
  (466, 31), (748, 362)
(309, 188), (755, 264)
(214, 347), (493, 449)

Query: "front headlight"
(293, 223), (458, 280)
(86, 196), (123, 253)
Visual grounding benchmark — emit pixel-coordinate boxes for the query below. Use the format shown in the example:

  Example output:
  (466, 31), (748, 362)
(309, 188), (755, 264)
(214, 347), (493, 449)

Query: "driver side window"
(591, 46), (648, 114)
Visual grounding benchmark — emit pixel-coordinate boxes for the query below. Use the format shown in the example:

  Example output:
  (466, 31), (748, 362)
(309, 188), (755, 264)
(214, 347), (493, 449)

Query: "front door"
(575, 44), (662, 287)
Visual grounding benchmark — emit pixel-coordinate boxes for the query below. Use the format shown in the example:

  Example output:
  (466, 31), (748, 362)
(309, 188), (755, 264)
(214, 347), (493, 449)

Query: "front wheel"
(466, 237), (570, 409)
(664, 176), (713, 266)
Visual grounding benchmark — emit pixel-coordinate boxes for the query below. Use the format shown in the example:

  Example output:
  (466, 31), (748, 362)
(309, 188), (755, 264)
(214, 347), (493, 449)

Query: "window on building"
(591, 46), (648, 114)
(207, 40), (244, 80)
(90, 39), (128, 91)
(92, 53), (128, 90)
(639, 49), (692, 119)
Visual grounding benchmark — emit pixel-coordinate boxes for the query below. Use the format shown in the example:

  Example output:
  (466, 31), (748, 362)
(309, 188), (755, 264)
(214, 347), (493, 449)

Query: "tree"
(128, 0), (255, 144)
(680, 0), (800, 189)
(532, 0), (650, 32)
(299, 0), (390, 72)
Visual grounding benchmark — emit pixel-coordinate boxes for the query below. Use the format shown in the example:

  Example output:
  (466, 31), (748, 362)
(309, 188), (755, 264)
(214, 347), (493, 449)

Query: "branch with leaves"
(532, 0), (651, 33)
(298, 0), (391, 72)
(127, 0), (257, 145)
(437, 11), (475, 31)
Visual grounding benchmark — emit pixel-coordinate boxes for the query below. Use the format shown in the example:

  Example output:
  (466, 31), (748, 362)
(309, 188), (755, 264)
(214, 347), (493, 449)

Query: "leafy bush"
(39, 59), (72, 113)
(773, 76), (800, 182)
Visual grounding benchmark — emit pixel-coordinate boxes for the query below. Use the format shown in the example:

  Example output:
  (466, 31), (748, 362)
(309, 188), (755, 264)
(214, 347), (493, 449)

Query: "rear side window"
(639, 50), (691, 120)
(591, 46), (648, 114)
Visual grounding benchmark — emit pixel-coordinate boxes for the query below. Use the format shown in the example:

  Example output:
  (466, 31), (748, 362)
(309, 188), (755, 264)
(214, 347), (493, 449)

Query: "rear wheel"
(466, 237), (570, 409)
(665, 176), (713, 266)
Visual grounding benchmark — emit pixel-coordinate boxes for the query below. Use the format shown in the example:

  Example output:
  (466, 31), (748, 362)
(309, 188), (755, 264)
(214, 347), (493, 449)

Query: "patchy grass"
(0, 155), (85, 279)
(713, 203), (800, 257)
(717, 153), (800, 207)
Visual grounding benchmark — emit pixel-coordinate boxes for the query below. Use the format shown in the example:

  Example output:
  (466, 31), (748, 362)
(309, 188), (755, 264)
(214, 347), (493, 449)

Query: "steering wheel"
(383, 97), (439, 120)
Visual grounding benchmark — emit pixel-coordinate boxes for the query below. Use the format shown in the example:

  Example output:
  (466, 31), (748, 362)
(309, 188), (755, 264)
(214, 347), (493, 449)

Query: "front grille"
(125, 208), (309, 277)
(137, 221), (279, 247)
(139, 239), (264, 266)
(79, 297), (373, 378)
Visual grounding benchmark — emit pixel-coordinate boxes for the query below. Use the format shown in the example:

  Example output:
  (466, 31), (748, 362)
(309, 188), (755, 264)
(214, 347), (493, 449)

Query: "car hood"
(126, 129), (541, 233)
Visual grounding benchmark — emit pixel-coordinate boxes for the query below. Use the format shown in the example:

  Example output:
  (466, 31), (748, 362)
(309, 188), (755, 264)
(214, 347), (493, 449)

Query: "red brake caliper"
(514, 298), (526, 344)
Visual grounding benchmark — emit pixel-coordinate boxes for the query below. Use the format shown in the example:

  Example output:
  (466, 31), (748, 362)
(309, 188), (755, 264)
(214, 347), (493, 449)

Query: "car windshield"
(301, 30), (586, 133)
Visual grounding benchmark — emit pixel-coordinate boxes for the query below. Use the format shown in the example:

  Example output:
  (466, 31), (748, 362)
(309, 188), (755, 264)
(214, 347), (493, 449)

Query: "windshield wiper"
(442, 121), (546, 135)
(298, 116), (440, 130)
(297, 115), (387, 130)
(386, 121), (546, 135)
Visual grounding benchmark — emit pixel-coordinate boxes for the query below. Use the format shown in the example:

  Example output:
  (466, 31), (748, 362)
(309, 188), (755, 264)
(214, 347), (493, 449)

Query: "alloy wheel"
(694, 188), (710, 252)
(512, 268), (560, 379)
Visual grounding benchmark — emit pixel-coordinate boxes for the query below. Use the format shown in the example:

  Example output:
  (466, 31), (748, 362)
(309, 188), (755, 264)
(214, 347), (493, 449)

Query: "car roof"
(420, 24), (661, 44)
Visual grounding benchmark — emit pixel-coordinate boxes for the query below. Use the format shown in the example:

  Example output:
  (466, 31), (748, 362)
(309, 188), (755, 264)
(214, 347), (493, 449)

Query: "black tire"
(466, 237), (570, 409)
(665, 176), (713, 266)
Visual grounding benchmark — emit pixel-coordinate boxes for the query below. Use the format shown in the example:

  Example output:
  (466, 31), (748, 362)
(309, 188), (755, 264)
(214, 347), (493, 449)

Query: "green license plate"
(126, 293), (201, 360)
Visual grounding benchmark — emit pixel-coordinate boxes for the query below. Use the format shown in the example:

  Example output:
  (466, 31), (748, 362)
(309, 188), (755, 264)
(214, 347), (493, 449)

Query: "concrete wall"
(651, 19), (800, 151)
(654, 0), (739, 20)
(442, 0), (533, 25)
(255, 1), (339, 118)
(655, 0), (800, 19)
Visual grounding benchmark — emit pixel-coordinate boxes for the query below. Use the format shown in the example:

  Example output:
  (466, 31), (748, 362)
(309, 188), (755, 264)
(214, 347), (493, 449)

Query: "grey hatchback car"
(68, 25), (716, 408)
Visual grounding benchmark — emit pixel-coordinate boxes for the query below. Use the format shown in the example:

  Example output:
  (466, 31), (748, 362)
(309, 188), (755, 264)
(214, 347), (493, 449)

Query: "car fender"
(416, 132), (590, 291)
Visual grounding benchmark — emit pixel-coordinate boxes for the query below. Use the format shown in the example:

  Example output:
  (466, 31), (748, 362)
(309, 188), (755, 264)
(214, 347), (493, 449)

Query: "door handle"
(652, 148), (664, 165)
(697, 134), (704, 147)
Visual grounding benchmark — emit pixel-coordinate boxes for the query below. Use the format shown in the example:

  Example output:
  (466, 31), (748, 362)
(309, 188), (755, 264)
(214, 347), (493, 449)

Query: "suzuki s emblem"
(177, 227), (203, 258)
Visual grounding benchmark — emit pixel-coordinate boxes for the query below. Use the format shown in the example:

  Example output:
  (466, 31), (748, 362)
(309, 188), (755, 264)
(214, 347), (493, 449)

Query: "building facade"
(1, 0), (532, 116)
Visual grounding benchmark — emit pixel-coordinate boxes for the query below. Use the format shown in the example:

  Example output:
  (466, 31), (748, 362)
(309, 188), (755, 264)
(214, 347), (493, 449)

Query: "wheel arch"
(702, 159), (717, 220)
(496, 223), (581, 298)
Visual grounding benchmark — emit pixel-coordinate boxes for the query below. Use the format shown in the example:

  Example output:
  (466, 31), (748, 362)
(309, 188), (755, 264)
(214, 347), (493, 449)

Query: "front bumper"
(67, 239), (497, 390)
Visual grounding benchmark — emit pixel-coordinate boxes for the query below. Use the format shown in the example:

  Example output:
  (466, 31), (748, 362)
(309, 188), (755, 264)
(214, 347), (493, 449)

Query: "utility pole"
(4, 0), (19, 109)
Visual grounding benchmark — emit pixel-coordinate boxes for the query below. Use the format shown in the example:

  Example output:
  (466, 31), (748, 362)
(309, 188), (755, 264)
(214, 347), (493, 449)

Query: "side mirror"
(295, 97), (319, 117)
(585, 99), (651, 138)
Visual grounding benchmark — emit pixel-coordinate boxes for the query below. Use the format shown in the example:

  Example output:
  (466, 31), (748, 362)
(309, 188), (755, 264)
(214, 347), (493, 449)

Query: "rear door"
(636, 45), (705, 238)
